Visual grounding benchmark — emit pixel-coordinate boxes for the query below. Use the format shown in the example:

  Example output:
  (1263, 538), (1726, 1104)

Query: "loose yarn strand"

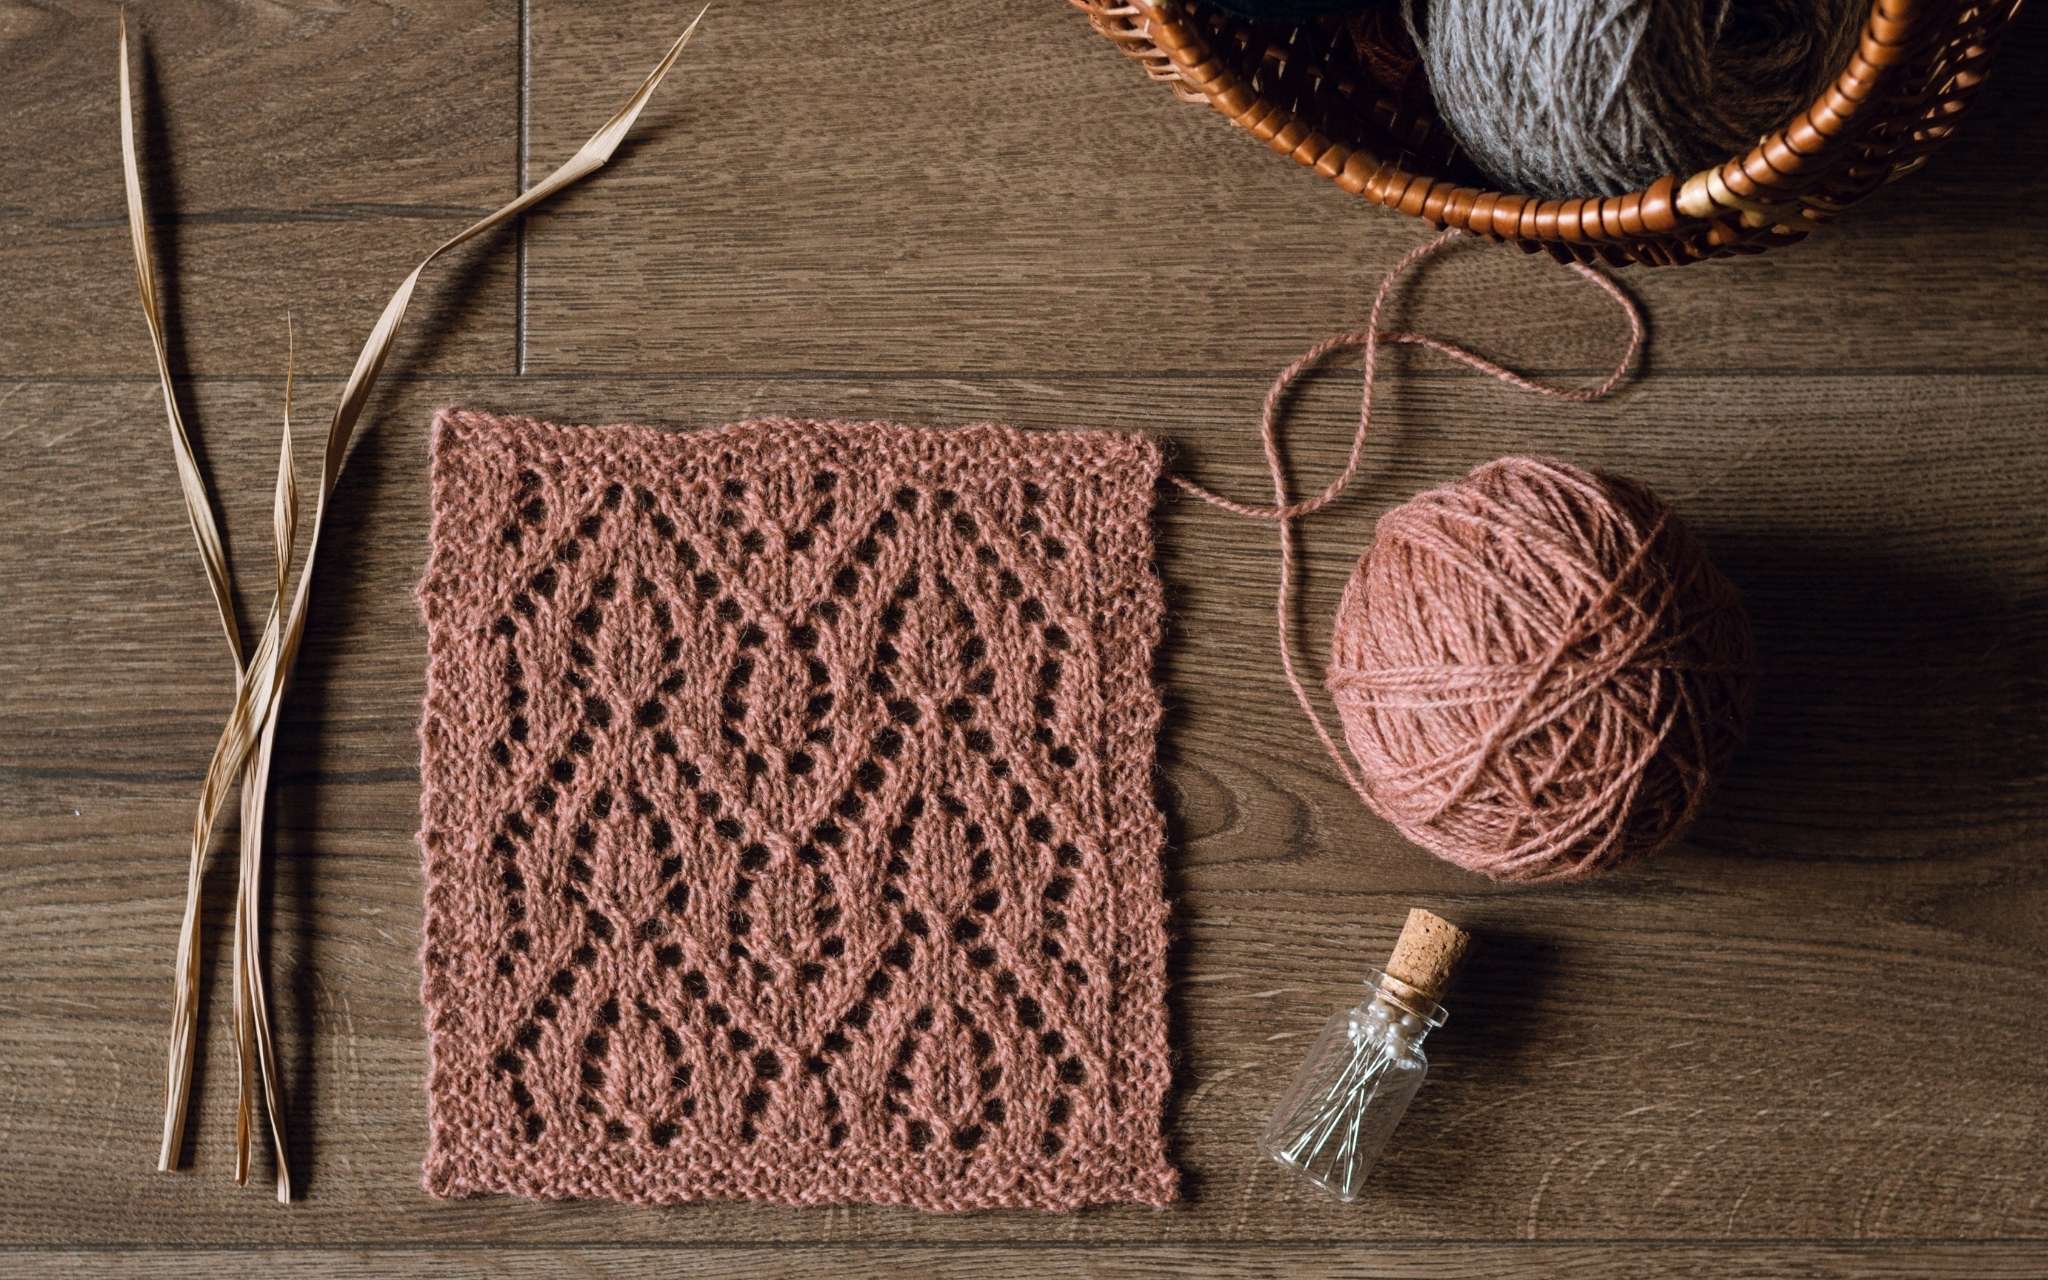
(1169, 229), (1646, 814)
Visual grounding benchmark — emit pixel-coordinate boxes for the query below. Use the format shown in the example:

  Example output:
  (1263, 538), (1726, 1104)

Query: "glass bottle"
(1260, 909), (1470, 1201)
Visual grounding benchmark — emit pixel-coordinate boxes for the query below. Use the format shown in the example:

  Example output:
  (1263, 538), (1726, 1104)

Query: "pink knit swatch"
(415, 410), (1176, 1211)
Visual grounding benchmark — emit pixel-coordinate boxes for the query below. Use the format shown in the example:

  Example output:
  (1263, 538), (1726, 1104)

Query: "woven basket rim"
(1081, 0), (2019, 264)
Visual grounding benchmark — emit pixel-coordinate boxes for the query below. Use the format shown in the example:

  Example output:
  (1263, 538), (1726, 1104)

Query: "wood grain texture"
(519, 2), (2048, 378)
(2, 0), (2045, 1272)
(12, 1244), (2048, 1278)
(0, 0), (519, 378)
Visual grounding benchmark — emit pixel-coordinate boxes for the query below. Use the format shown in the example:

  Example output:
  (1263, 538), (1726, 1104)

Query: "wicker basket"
(1070, 0), (2023, 265)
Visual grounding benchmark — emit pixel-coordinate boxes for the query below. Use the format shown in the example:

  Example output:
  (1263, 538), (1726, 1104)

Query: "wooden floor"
(3, 2), (2046, 1276)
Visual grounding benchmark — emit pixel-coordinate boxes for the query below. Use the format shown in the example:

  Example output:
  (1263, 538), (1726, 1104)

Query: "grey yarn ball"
(1407, 0), (1864, 199)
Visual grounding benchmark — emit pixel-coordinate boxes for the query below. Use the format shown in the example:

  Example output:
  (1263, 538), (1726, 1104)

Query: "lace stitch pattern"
(416, 410), (1176, 1211)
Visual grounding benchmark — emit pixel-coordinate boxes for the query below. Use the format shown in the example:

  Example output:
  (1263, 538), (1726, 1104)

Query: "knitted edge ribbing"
(415, 409), (1177, 1212)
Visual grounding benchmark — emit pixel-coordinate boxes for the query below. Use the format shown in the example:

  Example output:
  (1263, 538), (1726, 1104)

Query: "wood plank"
(519, 3), (2048, 379)
(1, 371), (2042, 1244)
(14, 1244), (2048, 1279)
(0, 0), (519, 378)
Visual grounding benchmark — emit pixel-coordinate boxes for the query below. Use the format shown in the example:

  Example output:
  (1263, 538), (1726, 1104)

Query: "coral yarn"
(1329, 458), (1754, 882)
(416, 411), (1176, 1211)
(1175, 230), (1751, 881)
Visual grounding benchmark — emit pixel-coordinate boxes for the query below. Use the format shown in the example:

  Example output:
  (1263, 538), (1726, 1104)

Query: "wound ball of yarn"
(1409, 0), (1863, 198)
(1328, 457), (1753, 882)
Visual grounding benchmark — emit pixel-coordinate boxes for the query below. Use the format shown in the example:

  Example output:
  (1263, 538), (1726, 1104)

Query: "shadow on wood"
(1692, 540), (2046, 862)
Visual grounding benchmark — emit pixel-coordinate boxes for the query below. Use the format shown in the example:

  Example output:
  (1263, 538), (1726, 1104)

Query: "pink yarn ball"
(1327, 457), (1754, 882)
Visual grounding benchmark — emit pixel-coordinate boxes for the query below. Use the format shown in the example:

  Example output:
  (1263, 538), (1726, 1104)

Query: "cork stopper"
(1383, 908), (1471, 1001)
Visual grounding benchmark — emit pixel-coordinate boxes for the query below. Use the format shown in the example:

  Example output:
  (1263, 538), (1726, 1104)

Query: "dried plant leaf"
(121, 7), (710, 1199)
(234, 711), (288, 1200)
(118, 12), (241, 667)
(229, 318), (297, 1200)
(121, 10), (251, 1175)
(274, 319), (298, 603)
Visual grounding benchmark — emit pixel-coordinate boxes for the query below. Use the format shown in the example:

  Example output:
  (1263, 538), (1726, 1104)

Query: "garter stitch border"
(416, 409), (1177, 1212)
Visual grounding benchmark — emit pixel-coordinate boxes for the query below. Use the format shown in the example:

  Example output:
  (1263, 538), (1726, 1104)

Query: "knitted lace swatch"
(416, 410), (1176, 1211)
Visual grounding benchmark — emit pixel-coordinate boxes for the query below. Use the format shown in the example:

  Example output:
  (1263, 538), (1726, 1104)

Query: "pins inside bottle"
(1260, 908), (1472, 1201)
